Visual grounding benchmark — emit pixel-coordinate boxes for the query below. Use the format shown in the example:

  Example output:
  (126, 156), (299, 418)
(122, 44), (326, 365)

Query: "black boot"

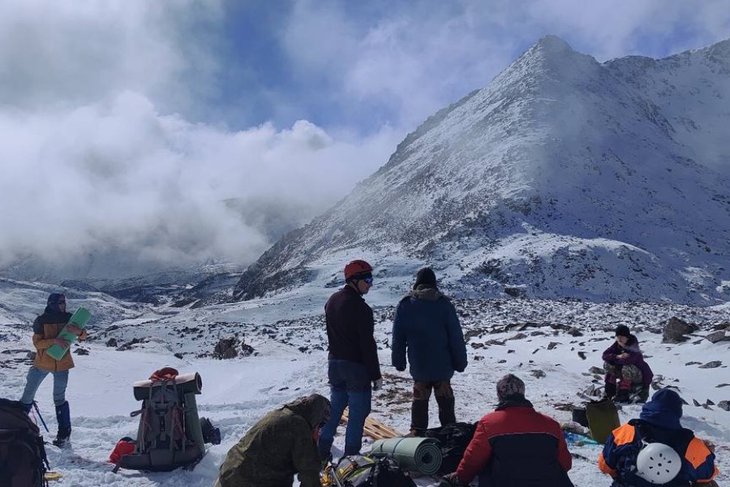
(614, 390), (631, 404)
(53, 401), (71, 447)
(604, 382), (617, 400)
(436, 395), (456, 426)
(637, 387), (650, 403)
(410, 399), (429, 436)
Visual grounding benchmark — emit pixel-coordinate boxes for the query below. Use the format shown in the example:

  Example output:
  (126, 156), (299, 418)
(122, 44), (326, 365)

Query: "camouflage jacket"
(216, 394), (329, 487)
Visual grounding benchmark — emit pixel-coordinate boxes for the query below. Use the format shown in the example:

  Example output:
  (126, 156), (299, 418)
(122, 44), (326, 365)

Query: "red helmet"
(344, 259), (373, 280)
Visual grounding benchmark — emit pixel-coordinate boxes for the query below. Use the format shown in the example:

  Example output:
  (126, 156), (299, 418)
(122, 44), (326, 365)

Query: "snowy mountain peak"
(704, 38), (730, 62)
(498, 35), (599, 85)
(527, 34), (586, 64)
(232, 36), (730, 304)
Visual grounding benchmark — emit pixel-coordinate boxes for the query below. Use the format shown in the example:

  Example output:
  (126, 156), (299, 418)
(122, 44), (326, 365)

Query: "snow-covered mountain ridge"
(234, 36), (730, 304)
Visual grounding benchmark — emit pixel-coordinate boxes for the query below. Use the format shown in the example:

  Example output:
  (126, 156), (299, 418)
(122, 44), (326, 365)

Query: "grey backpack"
(117, 369), (205, 472)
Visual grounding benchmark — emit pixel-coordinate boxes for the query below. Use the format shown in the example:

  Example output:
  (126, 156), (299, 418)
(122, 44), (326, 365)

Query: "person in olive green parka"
(215, 393), (331, 487)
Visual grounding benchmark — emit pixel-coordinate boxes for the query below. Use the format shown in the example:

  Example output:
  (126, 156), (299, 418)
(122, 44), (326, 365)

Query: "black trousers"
(410, 380), (455, 433)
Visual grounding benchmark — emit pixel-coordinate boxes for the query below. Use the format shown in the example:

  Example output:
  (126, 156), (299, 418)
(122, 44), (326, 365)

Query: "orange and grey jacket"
(32, 310), (87, 372)
(598, 419), (718, 486)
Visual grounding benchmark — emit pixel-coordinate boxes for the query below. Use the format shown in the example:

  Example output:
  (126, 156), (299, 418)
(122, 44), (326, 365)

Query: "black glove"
(441, 472), (466, 486)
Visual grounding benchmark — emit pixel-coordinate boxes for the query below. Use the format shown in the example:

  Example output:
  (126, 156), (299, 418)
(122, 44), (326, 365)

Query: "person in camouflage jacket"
(215, 394), (330, 487)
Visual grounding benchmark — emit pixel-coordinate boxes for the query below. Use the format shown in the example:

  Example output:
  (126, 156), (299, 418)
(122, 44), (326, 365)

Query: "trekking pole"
(32, 401), (50, 433)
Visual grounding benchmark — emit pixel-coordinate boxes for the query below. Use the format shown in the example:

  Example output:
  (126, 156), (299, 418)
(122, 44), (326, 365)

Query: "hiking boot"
(406, 428), (426, 437)
(603, 382), (617, 400)
(637, 387), (650, 403)
(53, 429), (71, 447)
(614, 391), (630, 404)
(53, 401), (71, 447)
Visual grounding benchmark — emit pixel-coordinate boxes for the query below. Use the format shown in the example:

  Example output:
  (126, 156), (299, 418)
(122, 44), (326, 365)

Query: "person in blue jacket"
(599, 388), (718, 486)
(392, 267), (467, 435)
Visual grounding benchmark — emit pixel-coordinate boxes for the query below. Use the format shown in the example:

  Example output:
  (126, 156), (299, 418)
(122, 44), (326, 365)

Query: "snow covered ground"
(1, 281), (729, 486)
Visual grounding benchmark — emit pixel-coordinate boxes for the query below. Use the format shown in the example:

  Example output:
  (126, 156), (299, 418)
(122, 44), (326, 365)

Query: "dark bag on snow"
(333, 455), (417, 487)
(200, 417), (221, 445)
(0, 398), (50, 487)
(571, 407), (589, 428)
(586, 398), (620, 444)
(118, 368), (207, 472)
(425, 422), (476, 474)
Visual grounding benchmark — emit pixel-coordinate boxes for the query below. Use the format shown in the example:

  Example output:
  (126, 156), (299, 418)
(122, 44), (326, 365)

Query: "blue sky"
(0, 0), (728, 269)
(200, 0), (730, 134)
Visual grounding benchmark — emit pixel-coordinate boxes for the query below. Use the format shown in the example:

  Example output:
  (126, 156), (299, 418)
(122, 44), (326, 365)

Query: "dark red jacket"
(455, 397), (573, 486)
(602, 334), (653, 388)
(324, 286), (381, 381)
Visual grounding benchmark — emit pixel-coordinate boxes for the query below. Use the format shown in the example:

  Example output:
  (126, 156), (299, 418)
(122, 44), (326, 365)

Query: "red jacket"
(455, 397), (573, 486)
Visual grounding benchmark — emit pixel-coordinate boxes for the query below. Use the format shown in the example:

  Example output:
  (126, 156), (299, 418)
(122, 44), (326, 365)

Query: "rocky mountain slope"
(234, 36), (730, 304)
(2, 283), (729, 485)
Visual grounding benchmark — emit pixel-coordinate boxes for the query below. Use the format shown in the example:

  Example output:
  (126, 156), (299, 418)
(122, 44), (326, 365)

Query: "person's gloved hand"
(372, 378), (383, 391)
(440, 472), (465, 486)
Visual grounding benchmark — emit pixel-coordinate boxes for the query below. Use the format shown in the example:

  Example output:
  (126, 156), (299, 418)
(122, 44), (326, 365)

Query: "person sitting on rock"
(602, 325), (653, 403)
(599, 388), (719, 486)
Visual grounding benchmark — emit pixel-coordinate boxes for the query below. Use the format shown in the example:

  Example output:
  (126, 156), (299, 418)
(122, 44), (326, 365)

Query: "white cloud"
(0, 91), (400, 270)
(0, 0), (401, 275)
(282, 0), (730, 128)
(0, 0), (218, 113)
(523, 0), (730, 60)
(0, 0), (728, 277)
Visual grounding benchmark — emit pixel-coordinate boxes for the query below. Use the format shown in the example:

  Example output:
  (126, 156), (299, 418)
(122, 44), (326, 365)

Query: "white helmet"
(636, 442), (682, 484)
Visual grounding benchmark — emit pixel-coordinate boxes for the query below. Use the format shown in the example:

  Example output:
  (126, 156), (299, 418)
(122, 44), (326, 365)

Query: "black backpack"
(425, 422), (476, 475)
(0, 398), (50, 487)
(332, 455), (417, 487)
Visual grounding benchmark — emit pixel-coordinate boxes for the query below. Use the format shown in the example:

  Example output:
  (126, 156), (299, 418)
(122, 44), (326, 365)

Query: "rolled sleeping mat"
(133, 372), (202, 401)
(369, 437), (442, 476)
(183, 392), (205, 451)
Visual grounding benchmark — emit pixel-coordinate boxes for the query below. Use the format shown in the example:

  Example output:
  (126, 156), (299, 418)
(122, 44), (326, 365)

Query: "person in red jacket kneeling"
(443, 374), (574, 487)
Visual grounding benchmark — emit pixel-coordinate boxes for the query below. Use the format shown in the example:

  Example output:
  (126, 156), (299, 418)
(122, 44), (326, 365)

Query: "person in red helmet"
(318, 259), (382, 461)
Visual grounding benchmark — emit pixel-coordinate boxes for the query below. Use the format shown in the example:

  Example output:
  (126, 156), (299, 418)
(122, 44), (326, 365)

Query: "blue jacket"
(391, 286), (467, 382)
(599, 420), (717, 486)
(599, 389), (718, 486)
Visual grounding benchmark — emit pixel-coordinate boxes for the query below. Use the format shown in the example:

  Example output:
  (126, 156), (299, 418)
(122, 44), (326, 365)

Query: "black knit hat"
(46, 293), (66, 312)
(497, 374), (525, 400)
(413, 267), (437, 289)
(614, 325), (631, 338)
